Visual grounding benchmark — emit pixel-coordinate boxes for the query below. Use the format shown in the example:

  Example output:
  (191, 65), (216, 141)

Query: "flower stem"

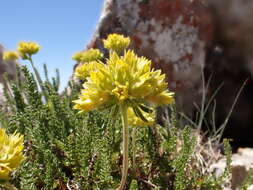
(3, 182), (18, 190)
(132, 127), (136, 172)
(117, 103), (129, 190)
(28, 56), (44, 92)
(28, 56), (48, 100)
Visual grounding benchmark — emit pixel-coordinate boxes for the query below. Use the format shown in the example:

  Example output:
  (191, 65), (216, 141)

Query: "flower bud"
(3, 51), (19, 61)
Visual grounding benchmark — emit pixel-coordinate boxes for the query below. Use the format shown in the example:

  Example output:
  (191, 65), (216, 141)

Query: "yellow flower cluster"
(3, 51), (19, 61)
(73, 34), (174, 113)
(72, 48), (103, 63)
(127, 107), (155, 127)
(2, 42), (40, 62)
(74, 61), (104, 80)
(73, 34), (174, 189)
(0, 128), (24, 180)
(17, 41), (40, 60)
(103, 33), (130, 53)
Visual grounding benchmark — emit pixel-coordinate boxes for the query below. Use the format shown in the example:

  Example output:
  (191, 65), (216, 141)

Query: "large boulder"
(0, 45), (19, 104)
(77, 0), (253, 147)
(86, 0), (213, 114)
(0, 45), (17, 82)
(206, 0), (253, 147)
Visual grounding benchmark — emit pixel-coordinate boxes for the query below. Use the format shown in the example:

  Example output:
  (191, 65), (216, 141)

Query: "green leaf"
(139, 104), (153, 113)
(132, 105), (148, 122)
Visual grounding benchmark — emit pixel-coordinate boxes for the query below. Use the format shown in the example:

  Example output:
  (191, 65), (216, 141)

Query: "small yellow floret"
(147, 92), (175, 105)
(17, 41), (40, 59)
(73, 89), (109, 112)
(73, 99), (96, 112)
(3, 51), (19, 61)
(0, 128), (24, 180)
(127, 107), (155, 127)
(72, 48), (103, 63)
(103, 33), (130, 53)
(112, 83), (129, 101)
(74, 61), (103, 80)
(72, 52), (83, 62)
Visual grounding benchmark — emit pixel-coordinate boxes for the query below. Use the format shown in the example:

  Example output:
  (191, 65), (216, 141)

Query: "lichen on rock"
(82, 0), (213, 116)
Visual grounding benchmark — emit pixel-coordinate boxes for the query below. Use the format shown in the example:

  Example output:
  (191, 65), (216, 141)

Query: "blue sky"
(0, 0), (103, 89)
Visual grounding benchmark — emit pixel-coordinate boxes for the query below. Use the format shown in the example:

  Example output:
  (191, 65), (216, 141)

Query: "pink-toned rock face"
(0, 45), (19, 104)
(90, 0), (212, 88)
(119, 0), (211, 89)
(83, 0), (253, 146)
(0, 45), (17, 83)
(87, 0), (213, 113)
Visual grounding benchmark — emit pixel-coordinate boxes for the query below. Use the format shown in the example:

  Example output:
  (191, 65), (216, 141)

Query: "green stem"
(132, 127), (136, 172)
(117, 103), (129, 190)
(3, 182), (18, 190)
(28, 56), (44, 92)
(28, 56), (48, 100)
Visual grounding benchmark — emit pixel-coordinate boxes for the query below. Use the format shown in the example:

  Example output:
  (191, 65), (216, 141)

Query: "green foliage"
(0, 65), (233, 190)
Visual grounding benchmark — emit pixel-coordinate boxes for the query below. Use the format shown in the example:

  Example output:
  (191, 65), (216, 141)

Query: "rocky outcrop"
(86, 0), (213, 115)
(0, 45), (19, 104)
(206, 0), (253, 147)
(0, 45), (17, 82)
(78, 0), (253, 147)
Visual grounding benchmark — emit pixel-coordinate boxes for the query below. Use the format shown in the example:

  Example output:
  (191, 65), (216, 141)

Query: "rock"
(211, 148), (253, 190)
(248, 185), (253, 190)
(209, 0), (253, 62)
(77, 0), (253, 147)
(205, 0), (253, 147)
(85, 0), (214, 115)
(0, 44), (19, 104)
(0, 45), (17, 82)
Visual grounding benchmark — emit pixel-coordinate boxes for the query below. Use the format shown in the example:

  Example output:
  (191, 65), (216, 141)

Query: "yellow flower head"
(74, 61), (104, 80)
(3, 51), (19, 61)
(72, 52), (83, 62)
(73, 88), (109, 112)
(0, 128), (24, 180)
(112, 82), (129, 101)
(72, 48), (103, 63)
(17, 41), (40, 59)
(127, 107), (155, 127)
(103, 33), (130, 53)
(73, 48), (174, 112)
